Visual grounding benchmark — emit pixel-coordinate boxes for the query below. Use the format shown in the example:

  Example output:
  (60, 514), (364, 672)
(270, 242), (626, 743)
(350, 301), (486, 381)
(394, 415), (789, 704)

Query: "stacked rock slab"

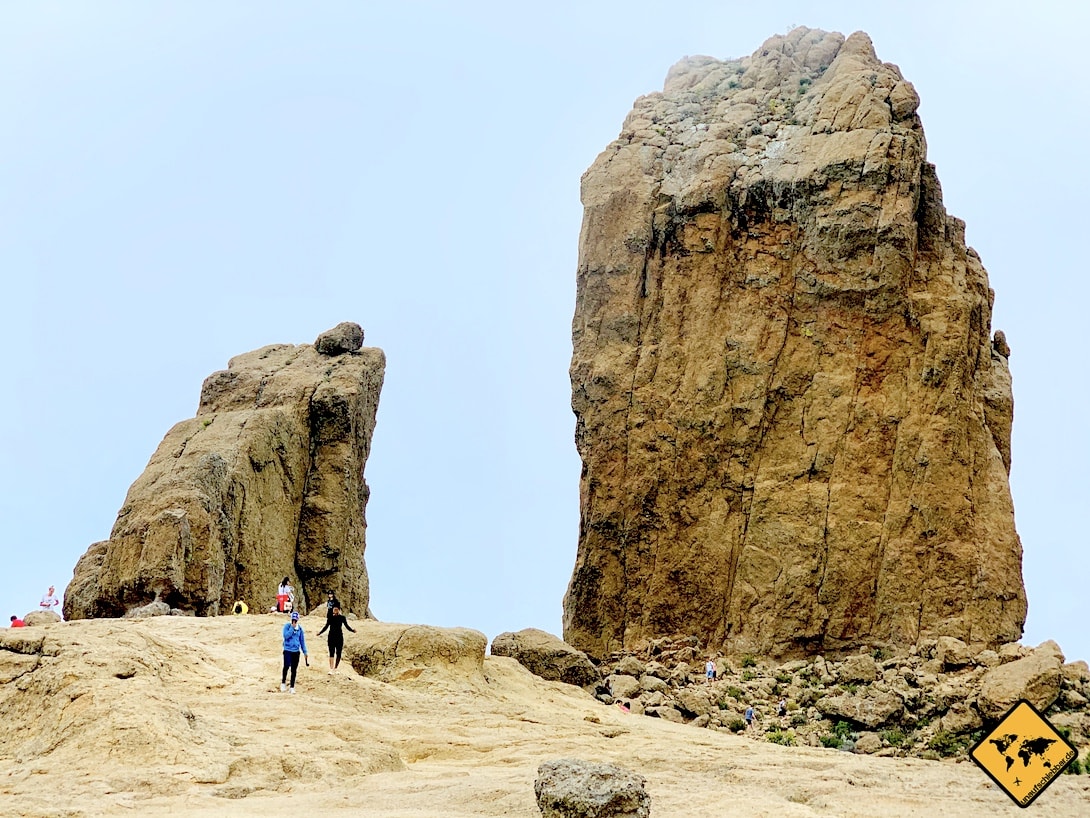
(64, 323), (384, 620)
(564, 28), (1026, 660)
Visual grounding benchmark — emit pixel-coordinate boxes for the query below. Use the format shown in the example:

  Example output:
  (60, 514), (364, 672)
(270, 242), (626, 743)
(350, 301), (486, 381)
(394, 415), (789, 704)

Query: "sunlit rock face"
(564, 28), (1025, 660)
(65, 324), (383, 620)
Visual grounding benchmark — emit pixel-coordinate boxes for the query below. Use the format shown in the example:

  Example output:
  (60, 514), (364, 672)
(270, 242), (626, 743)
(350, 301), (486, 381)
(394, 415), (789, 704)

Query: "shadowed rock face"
(64, 324), (384, 619)
(564, 28), (1026, 660)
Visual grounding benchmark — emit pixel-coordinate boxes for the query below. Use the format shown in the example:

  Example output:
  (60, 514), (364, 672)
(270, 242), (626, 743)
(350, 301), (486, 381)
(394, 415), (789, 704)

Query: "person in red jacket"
(9, 615), (25, 627)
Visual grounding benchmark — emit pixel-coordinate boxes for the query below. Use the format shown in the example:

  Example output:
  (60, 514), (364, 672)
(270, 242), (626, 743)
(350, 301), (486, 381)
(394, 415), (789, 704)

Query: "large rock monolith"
(565, 28), (1026, 659)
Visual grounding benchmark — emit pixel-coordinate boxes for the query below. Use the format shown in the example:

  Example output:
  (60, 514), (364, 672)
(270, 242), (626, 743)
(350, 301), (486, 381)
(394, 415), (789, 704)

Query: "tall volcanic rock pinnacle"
(64, 323), (384, 620)
(564, 29), (1026, 660)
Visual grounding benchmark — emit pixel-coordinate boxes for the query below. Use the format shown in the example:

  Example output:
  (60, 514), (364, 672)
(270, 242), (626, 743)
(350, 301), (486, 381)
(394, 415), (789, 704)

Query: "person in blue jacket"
(280, 611), (308, 693)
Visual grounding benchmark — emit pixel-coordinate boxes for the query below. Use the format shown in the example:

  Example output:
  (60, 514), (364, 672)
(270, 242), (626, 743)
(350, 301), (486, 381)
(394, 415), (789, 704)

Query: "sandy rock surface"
(1, 616), (1087, 817)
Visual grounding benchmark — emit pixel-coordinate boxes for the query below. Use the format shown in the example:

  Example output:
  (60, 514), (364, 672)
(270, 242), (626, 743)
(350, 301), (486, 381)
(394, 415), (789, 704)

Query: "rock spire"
(564, 28), (1026, 659)
(64, 323), (383, 619)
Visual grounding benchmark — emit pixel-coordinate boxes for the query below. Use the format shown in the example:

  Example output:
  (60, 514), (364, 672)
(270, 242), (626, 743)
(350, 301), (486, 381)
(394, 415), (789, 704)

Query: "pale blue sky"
(1, 2), (1086, 663)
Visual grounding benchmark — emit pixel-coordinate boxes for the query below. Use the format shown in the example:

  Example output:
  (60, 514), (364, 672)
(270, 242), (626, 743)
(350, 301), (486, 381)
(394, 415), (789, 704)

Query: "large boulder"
(978, 641), (1064, 719)
(63, 326), (384, 620)
(816, 689), (903, 728)
(838, 654), (878, 684)
(563, 26), (1026, 660)
(22, 611), (62, 627)
(674, 686), (714, 719)
(490, 628), (599, 687)
(607, 674), (641, 700)
(934, 637), (971, 670)
(346, 621), (486, 684)
(535, 759), (651, 818)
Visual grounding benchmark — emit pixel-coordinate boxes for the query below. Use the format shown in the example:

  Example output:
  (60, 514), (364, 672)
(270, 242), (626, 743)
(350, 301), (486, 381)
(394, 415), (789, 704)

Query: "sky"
(1, 1), (1086, 664)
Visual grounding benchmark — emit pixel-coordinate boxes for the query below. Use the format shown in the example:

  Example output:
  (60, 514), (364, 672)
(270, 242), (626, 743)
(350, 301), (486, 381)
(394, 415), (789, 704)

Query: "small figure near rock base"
(9, 615), (25, 628)
(705, 657), (717, 684)
(39, 586), (60, 612)
(324, 590), (340, 622)
(745, 704), (756, 731)
(276, 577), (295, 613)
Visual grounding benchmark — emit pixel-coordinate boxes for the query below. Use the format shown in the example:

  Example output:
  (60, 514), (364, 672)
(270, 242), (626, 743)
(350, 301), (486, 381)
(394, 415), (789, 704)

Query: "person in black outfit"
(317, 605), (355, 674)
(324, 591), (340, 622)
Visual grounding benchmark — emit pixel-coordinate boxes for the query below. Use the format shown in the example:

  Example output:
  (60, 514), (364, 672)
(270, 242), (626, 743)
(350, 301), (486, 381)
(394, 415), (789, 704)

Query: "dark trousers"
(282, 651), (300, 686)
(328, 638), (344, 666)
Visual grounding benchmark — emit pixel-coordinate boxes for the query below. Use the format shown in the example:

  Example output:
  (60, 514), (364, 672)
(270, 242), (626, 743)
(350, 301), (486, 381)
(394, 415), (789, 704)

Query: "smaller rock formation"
(64, 323), (384, 620)
(535, 759), (651, 818)
(491, 629), (599, 687)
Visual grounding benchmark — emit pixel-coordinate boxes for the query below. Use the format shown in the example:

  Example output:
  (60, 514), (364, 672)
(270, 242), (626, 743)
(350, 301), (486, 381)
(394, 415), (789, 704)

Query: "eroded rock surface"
(491, 628), (599, 688)
(535, 758), (651, 818)
(565, 27), (1025, 659)
(345, 621), (487, 684)
(64, 324), (384, 619)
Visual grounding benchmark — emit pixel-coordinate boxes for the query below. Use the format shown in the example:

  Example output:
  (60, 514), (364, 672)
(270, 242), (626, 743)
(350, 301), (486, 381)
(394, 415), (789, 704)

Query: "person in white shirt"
(39, 585), (60, 611)
(277, 577), (295, 613)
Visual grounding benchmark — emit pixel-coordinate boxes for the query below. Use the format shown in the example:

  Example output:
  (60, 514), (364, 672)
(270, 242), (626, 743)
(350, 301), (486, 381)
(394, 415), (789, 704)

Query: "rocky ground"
(583, 635), (1090, 764)
(2, 615), (1088, 817)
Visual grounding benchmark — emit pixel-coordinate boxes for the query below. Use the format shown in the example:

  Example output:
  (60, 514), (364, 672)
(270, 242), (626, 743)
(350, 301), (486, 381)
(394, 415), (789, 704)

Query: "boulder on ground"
(639, 674), (669, 695)
(934, 637), (971, 670)
(613, 655), (646, 677)
(978, 641), (1064, 719)
(940, 703), (982, 734)
(490, 628), (599, 687)
(22, 611), (62, 627)
(607, 674), (641, 701)
(346, 622), (486, 684)
(645, 705), (684, 724)
(854, 732), (882, 754)
(838, 654), (878, 683)
(535, 758), (650, 818)
(816, 689), (903, 728)
(1063, 661), (1090, 686)
(997, 643), (1028, 664)
(674, 687), (713, 719)
(123, 600), (171, 619)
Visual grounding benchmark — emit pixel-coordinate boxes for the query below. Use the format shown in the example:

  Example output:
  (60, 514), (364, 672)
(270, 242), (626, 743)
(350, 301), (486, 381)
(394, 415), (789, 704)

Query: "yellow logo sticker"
(969, 699), (1078, 808)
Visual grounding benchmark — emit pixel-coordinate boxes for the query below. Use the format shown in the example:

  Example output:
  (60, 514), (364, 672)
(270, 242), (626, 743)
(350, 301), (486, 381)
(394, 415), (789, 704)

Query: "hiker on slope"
(317, 604), (355, 674)
(280, 611), (308, 694)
